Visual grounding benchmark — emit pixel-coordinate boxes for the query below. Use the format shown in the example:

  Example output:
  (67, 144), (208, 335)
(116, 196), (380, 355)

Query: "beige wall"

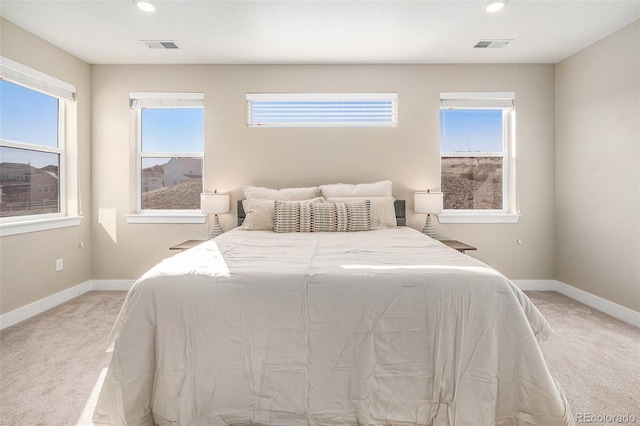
(0, 18), (92, 314)
(555, 20), (640, 311)
(19, 17), (640, 318)
(91, 63), (556, 280)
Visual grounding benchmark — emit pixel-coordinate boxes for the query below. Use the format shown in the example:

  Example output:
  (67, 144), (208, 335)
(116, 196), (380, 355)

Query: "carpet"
(0, 290), (638, 425)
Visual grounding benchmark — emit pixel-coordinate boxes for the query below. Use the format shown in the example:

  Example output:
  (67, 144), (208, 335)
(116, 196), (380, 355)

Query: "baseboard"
(0, 279), (135, 331)
(0, 280), (92, 330)
(511, 279), (557, 291)
(3, 278), (636, 331)
(91, 279), (136, 291)
(513, 279), (640, 328)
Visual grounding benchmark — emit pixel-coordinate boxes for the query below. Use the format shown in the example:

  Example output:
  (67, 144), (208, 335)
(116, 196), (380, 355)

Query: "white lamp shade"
(414, 191), (444, 214)
(201, 192), (230, 214)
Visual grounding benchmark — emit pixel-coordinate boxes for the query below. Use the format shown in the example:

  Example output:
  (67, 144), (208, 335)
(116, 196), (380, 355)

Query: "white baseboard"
(2, 278), (636, 331)
(513, 279), (640, 328)
(0, 280), (92, 330)
(0, 279), (135, 331)
(91, 279), (136, 291)
(511, 279), (557, 291)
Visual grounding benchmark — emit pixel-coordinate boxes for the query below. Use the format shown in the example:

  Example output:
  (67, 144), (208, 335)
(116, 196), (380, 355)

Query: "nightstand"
(440, 240), (477, 254)
(169, 239), (206, 251)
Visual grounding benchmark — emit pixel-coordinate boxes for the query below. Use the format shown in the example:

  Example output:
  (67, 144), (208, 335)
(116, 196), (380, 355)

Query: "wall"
(555, 20), (640, 312)
(0, 18), (92, 315)
(91, 63), (556, 280)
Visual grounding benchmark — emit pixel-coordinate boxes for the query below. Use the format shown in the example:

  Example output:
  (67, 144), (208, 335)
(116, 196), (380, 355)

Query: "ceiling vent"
(141, 40), (179, 49)
(474, 39), (512, 49)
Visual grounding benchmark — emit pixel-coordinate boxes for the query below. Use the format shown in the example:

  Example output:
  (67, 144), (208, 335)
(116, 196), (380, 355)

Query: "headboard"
(237, 199), (406, 227)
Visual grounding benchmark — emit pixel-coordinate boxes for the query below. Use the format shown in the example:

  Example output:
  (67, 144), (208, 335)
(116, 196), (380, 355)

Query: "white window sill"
(438, 213), (520, 224)
(125, 213), (206, 224)
(0, 216), (82, 237)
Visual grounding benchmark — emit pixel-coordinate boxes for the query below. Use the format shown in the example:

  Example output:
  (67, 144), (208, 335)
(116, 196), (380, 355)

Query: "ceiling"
(1, 0), (639, 65)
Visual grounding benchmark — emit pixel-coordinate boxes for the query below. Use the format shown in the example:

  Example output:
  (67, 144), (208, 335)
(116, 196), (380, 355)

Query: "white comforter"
(94, 227), (573, 426)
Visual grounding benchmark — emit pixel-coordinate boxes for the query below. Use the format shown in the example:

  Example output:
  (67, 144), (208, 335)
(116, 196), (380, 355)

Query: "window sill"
(0, 216), (83, 237)
(438, 213), (520, 224)
(125, 213), (206, 224)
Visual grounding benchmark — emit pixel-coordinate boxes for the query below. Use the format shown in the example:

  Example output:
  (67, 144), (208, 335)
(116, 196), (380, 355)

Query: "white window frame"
(125, 92), (206, 224)
(246, 93), (398, 128)
(0, 57), (81, 236)
(438, 92), (519, 224)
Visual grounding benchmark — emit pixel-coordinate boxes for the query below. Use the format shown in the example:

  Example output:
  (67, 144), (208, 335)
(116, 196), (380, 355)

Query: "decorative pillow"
(319, 180), (393, 198)
(274, 200), (371, 233)
(327, 196), (397, 229)
(243, 185), (321, 200)
(241, 197), (325, 231)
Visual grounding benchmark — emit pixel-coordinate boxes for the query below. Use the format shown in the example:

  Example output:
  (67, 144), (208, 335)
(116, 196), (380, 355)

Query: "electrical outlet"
(56, 258), (64, 272)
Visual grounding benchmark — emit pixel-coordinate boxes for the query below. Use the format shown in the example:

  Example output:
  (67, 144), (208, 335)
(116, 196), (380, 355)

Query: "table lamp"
(201, 190), (230, 239)
(414, 190), (444, 238)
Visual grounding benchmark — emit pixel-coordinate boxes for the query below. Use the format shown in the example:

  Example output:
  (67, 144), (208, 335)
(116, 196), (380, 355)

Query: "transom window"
(246, 93), (398, 127)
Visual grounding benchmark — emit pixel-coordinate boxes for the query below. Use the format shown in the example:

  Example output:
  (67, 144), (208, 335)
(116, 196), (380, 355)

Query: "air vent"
(141, 40), (179, 49)
(474, 39), (512, 49)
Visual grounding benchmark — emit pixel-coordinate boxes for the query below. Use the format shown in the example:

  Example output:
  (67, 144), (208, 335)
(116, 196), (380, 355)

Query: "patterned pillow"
(241, 197), (325, 231)
(326, 196), (397, 229)
(274, 200), (371, 233)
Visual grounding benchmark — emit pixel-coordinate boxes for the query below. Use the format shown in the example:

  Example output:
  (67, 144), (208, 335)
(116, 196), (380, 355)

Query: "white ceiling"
(1, 0), (639, 65)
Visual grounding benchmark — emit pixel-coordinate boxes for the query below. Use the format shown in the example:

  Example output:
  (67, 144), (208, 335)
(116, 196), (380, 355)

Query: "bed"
(93, 187), (573, 426)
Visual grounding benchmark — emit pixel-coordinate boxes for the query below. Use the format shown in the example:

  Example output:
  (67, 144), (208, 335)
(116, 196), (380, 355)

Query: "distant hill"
(142, 178), (202, 210)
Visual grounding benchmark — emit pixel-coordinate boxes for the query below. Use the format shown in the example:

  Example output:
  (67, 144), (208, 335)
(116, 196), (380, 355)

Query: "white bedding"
(94, 227), (573, 425)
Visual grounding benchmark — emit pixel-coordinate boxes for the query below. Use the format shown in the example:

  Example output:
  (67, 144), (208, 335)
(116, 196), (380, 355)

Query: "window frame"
(246, 93), (398, 128)
(0, 57), (79, 235)
(438, 92), (519, 224)
(126, 93), (206, 224)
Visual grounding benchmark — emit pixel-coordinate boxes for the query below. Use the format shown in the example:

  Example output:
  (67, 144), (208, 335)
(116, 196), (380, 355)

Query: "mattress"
(93, 227), (573, 425)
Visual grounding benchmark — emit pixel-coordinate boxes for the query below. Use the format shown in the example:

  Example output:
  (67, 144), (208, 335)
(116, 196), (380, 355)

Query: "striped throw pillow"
(274, 200), (371, 233)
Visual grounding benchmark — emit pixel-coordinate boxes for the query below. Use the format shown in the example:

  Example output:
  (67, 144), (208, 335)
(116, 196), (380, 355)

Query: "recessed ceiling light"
(134, 0), (156, 12)
(485, 0), (507, 13)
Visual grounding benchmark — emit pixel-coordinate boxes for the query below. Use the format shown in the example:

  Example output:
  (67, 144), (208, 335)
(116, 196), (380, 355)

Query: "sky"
(2, 78), (499, 167)
(140, 108), (204, 169)
(0, 79), (203, 169)
(439, 109), (503, 153)
(141, 108), (204, 153)
(0, 80), (60, 168)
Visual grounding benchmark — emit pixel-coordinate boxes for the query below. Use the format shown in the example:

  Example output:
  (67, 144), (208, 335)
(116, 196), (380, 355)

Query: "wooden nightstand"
(169, 239), (206, 251)
(440, 240), (477, 254)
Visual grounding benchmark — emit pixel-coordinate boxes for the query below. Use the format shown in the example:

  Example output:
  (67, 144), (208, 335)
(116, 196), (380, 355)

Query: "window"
(0, 57), (76, 227)
(439, 92), (518, 223)
(246, 93), (398, 127)
(129, 93), (204, 219)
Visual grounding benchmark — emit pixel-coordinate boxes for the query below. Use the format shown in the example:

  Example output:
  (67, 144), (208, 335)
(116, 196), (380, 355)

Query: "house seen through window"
(0, 79), (64, 219)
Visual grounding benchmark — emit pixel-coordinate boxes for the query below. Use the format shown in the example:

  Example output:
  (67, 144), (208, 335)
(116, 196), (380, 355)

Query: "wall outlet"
(55, 258), (63, 272)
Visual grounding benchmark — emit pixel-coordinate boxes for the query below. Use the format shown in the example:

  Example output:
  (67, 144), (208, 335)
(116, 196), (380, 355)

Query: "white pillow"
(241, 197), (326, 231)
(327, 196), (397, 229)
(243, 185), (321, 200)
(319, 180), (393, 198)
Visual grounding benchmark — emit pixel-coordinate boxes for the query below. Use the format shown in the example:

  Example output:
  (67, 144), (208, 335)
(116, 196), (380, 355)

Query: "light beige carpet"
(0, 290), (638, 425)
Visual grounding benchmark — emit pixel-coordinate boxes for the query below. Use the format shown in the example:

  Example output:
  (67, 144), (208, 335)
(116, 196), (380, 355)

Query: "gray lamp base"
(208, 214), (223, 239)
(421, 214), (436, 239)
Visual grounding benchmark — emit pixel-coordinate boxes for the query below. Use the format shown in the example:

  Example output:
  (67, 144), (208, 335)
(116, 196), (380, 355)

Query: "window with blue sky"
(0, 79), (62, 218)
(133, 97), (204, 212)
(440, 106), (509, 211)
